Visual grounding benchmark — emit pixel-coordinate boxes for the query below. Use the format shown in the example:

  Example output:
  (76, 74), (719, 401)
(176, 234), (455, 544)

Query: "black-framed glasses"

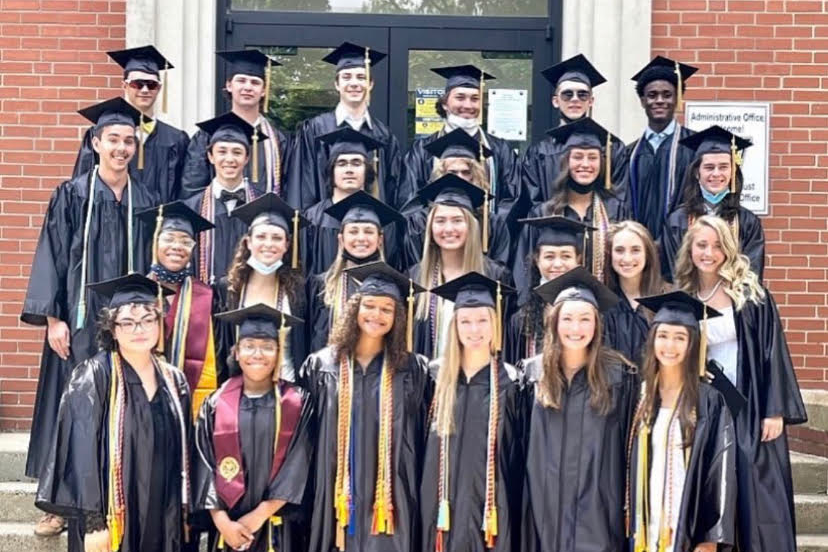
(126, 79), (161, 91)
(558, 89), (591, 102)
(115, 315), (159, 333)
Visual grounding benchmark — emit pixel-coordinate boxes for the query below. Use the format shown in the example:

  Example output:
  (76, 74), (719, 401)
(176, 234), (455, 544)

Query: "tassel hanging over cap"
(730, 135), (743, 194)
(699, 304), (708, 377)
(138, 114), (145, 170)
(674, 61), (684, 114)
(264, 57), (272, 115)
(162, 60), (169, 114)
(251, 127), (259, 183)
(605, 131), (612, 191)
(406, 279), (415, 353)
(364, 47), (371, 107)
(291, 209), (300, 269)
(152, 204), (165, 353)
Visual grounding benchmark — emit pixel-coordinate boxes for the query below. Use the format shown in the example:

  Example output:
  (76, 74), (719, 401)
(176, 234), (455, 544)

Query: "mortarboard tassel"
(276, 311), (287, 382)
(674, 61), (684, 114)
(372, 150), (380, 198)
(605, 131), (612, 191)
(364, 47), (371, 107)
(478, 68), (485, 126)
(162, 60), (169, 114)
(138, 114), (145, 170)
(699, 304), (708, 378)
(252, 127), (259, 183)
(494, 281), (503, 352)
(264, 57), (272, 115)
(730, 135), (742, 194)
(291, 209), (300, 269)
(406, 280), (415, 353)
(152, 204), (165, 353)
(483, 194), (490, 253)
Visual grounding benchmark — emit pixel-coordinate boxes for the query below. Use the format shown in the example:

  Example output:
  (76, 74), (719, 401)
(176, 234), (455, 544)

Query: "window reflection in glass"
(232, 0), (546, 17)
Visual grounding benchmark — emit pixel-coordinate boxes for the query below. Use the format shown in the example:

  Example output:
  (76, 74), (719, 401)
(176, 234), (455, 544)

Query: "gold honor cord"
(162, 60), (169, 113)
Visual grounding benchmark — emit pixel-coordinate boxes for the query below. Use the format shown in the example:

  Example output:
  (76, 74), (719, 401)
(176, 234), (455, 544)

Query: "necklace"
(697, 278), (723, 302)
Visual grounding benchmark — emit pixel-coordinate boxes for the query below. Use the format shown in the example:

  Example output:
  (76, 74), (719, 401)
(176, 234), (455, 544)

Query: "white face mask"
(246, 257), (283, 275)
(446, 113), (479, 135)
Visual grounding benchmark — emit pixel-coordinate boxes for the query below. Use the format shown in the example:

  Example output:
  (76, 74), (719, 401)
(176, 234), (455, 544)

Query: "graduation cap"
(546, 117), (621, 190)
(533, 266), (619, 313)
(424, 128), (493, 161)
(637, 290), (722, 377)
(137, 201), (214, 238)
(88, 273), (174, 309)
(78, 97), (141, 129)
(108, 45), (173, 113)
(322, 42), (386, 106)
(416, 173), (493, 252)
(217, 49), (281, 114)
(541, 53), (606, 88)
(231, 193), (308, 269)
(345, 261), (426, 352)
(197, 111), (269, 183)
(431, 64), (496, 92)
(318, 126), (384, 160)
(430, 272), (515, 352)
(325, 190), (403, 228)
(680, 125), (753, 193)
(518, 215), (595, 252)
(631, 55), (698, 112)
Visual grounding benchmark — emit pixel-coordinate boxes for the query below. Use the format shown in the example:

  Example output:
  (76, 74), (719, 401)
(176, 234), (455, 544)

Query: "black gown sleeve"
(179, 130), (212, 199)
(659, 208), (686, 283)
(192, 393), (221, 512)
(169, 128), (191, 202)
(267, 386), (315, 512)
(739, 208), (765, 281)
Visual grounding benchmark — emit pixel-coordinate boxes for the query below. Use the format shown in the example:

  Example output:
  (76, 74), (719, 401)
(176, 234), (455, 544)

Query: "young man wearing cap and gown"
(181, 49), (291, 200)
(193, 304), (313, 552)
(184, 112), (269, 285)
(400, 130), (511, 269)
(400, 65), (519, 214)
(661, 125), (765, 282)
(623, 56), (698, 242)
(302, 127), (403, 274)
(139, 201), (220, 417)
(35, 274), (191, 552)
(513, 117), (629, 294)
(306, 192), (404, 353)
(298, 262), (432, 552)
(288, 42), (404, 210)
(21, 98), (158, 535)
(520, 54), (628, 206)
(72, 45), (190, 203)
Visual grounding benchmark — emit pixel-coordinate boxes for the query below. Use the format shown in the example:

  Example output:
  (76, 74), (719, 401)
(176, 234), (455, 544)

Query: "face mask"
(246, 257), (283, 275)
(150, 263), (191, 285)
(342, 249), (381, 264)
(567, 177), (595, 195)
(446, 113), (479, 135)
(700, 184), (730, 205)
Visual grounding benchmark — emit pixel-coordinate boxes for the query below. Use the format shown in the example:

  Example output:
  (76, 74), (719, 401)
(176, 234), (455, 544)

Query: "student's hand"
(237, 509), (269, 534)
(761, 417), (784, 442)
(693, 543), (717, 552)
(84, 529), (110, 552)
(47, 316), (71, 360)
(217, 518), (254, 550)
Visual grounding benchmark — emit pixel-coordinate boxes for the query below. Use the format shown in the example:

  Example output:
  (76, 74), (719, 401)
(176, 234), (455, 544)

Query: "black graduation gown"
(660, 206), (765, 283)
(183, 188), (251, 285)
(400, 129), (519, 213)
(400, 201), (511, 270)
(626, 382), (737, 552)
(512, 195), (630, 303)
(408, 259), (513, 359)
(520, 134), (629, 207)
(21, 172), (156, 479)
(306, 269), (358, 354)
(72, 121), (190, 203)
(504, 297), (545, 366)
(287, 112), (403, 209)
(420, 360), (525, 552)
(298, 347), (433, 552)
(180, 117), (291, 199)
(35, 352), (191, 552)
(303, 198), (403, 275)
(519, 355), (638, 552)
(193, 383), (314, 552)
(603, 296), (650, 366)
(622, 125), (695, 241)
(212, 273), (308, 383)
(731, 289), (807, 551)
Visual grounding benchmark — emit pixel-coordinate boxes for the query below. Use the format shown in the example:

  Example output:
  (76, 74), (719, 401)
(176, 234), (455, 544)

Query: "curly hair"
(429, 157), (490, 194)
(634, 67), (686, 98)
(329, 293), (409, 371)
(225, 233), (303, 307)
(325, 153), (377, 197)
(680, 156), (744, 221)
(606, 221), (666, 298)
(540, 150), (614, 216)
(96, 303), (162, 352)
(674, 215), (765, 311)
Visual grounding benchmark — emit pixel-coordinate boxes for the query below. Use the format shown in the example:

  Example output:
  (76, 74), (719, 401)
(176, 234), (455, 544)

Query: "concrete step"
(0, 482), (39, 522)
(800, 535), (828, 552)
(803, 389), (828, 434)
(0, 433), (31, 483)
(0, 522), (65, 552)
(793, 451), (828, 495)
(797, 493), (828, 535)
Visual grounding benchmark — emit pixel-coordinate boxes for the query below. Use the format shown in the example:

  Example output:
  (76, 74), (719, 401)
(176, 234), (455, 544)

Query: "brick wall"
(0, 0), (826, 429)
(0, 0), (126, 429)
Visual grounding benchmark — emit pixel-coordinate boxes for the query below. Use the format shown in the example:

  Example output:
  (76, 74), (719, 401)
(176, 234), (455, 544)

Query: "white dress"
(706, 305), (738, 385)
(648, 407), (687, 552)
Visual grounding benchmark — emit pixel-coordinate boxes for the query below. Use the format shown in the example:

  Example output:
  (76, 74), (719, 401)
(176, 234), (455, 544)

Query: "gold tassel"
(162, 60), (169, 114)
(276, 311), (287, 382)
(292, 209), (300, 269)
(217, 535), (225, 549)
(406, 279), (414, 353)
(483, 194), (489, 253)
(264, 57), (272, 115)
(478, 68), (485, 126)
(372, 150), (380, 198)
(730, 135), (743, 194)
(364, 47), (371, 107)
(633, 423), (650, 551)
(605, 131), (612, 190)
(494, 281), (502, 352)
(152, 204), (165, 353)
(674, 61), (684, 114)
(252, 127), (259, 183)
(138, 114), (145, 170)
(699, 305), (708, 377)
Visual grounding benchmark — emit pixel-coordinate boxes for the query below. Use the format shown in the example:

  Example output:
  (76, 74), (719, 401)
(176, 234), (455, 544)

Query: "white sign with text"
(487, 89), (528, 142)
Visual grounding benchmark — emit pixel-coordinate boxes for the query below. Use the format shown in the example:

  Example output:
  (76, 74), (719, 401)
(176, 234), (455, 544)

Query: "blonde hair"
(430, 157), (490, 194)
(323, 231), (386, 307)
(433, 306), (497, 437)
(607, 220), (665, 297)
(674, 215), (764, 310)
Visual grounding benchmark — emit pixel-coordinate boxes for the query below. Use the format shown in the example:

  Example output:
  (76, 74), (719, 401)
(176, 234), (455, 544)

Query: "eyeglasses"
(238, 342), (278, 356)
(126, 79), (161, 91)
(558, 89), (592, 102)
(115, 315), (159, 333)
(158, 233), (196, 250)
(335, 159), (366, 169)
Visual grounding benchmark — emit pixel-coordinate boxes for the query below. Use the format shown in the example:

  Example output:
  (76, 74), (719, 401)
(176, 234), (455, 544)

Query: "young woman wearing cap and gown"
(72, 46), (190, 203)
(513, 118), (630, 295)
(673, 215), (806, 552)
(503, 216), (588, 365)
(407, 176), (513, 359)
(139, 201), (220, 418)
(623, 56), (699, 242)
(35, 274), (191, 552)
(626, 291), (737, 552)
(400, 130), (511, 270)
(602, 221), (666, 367)
(661, 126), (765, 283)
(303, 128), (402, 274)
(420, 274), (525, 552)
(21, 98), (157, 488)
(184, 113), (267, 285)
(298, 262), (432, 552)
(400, 65), (518, 213)
(193, 304), (313, 552)
(287, 43), (404, 210)
(306, 192), (402, 353)
(518, 267), (638, 552)
(181, 49), (290, 200)
(213, 194), (308, 383)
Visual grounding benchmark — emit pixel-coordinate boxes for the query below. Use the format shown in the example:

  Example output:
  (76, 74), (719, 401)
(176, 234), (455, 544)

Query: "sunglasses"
(126, 79), (161, 91)
(558, 89), (591, 102)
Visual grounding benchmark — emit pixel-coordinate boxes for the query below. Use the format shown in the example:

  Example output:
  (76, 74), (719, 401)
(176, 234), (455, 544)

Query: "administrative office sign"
(685, 102), (770, 215)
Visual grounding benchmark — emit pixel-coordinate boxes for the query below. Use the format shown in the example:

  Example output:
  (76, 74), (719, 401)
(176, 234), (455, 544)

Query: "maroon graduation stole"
(213, 376), (303, 509)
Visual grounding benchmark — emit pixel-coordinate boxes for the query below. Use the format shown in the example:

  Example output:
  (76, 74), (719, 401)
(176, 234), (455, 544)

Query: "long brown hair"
(606, 221), (665, 297)
(323, 229), (386, 307)
(541, 149), (612, 216)
(536, 301), (618, 414)
(329, 293), (409, 370)
(225, 234), (303, 307)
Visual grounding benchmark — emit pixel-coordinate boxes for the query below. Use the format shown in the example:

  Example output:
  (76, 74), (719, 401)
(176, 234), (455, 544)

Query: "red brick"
(756, 12), (793, 24)
(785, 0), (824, 10)
(776, 50), (813, 63)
